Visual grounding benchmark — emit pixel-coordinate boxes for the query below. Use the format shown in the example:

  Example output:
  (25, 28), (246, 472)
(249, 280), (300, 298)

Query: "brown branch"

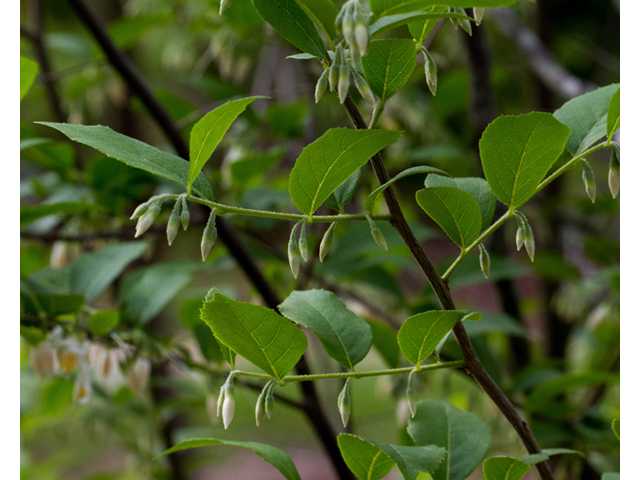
(64, 1), (352, 478)
(342, 94), (555, 480)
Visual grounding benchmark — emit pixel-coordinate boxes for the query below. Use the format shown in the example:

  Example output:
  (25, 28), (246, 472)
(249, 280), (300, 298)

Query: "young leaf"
(38, 123), (215, 201)
(369, 0), (518, 17)
(323, 168), (361, 212)
(289, 128), (401, 217)
(20, 56), (39, 101)
(408, 399), (491, 480)
(366, 319), (400, 368)
(361, 39), (416, 101)
(397, 310), (471, 366)
(279, 289), (373, 370)
(415, 187), (482, 249)
(252, 0), (328, 60)
(188, 97), (262, 194)
(607, 88), (620, 143)
(479, 112), (571, 209)
(338, 434), (446, 480)
(369, 10), (474, 38)
(553, 83), (620, 154)
(408, 6), (447, 46)
(201, 294), (308, 383)
(70, 242), (147, 303)
(424, 174), (496, 230)
(482, 457), (531, 480)
(155, 438), (301, 480)
(294, 0), (339, 40)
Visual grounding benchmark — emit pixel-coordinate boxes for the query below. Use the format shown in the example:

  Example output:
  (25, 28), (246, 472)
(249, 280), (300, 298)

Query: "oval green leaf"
(289, 128), (401, 216)
(361, 39), (417, 101)
(483, 457), (531, 480)
(201, 294), (308, 382)
(155, 438), (301, 480)
(479, 112), (571, 209)
(279, 289), (373, 370)
(416, 186), (482, 249)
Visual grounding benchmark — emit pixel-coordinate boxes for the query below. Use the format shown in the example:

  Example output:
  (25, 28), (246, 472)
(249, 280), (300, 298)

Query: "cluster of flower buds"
(288, 220), (314, 278)
(406, 370), (418, 418)
(514, 211), (535, 262)
(319, 222), (337, 262)
(336, 0), (370, 65)
(131, 196), (165, 238)
(580, 158), (597, 203)
(609, 143), (620, 198)
(201, 208), (218, 261)
(366, 215), (388, 251)
(255, 380), (276, 426)
(421, 47), (438, 96)
(479, 243), (490, 279)
(448, 7), (473, 36)
(337, 378), (352, 427)
(165, 194), (191, 245)
(317, 48), (375, 105)
(218, 373), (236, 429)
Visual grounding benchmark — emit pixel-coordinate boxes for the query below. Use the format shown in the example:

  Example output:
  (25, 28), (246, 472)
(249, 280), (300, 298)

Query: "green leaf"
(70, 242), (148, 303)
(88, 310), (120, 336)
(202, 288), (238, 368)
(397, 310), (471, 366)
(361, 39), (417, 101)
(365, 166), (451, 213)
(369, 0), (517, 17)
(20, 202), (98, 228)
(294, 0), (339, 40)
(279, 289), (373, 370)
(119, 262), (197, 324)
(553, 83), (619, 154)
(201, 294), (307, 382)
(20, 56), (39, 101)
(338, 434), (445, 480)
(612, 418), (620, 440)
(416, 187), (482, 248)
(607, 88), (620, 143)
(252, 0), (328, 60)
(323, 168), (361, 212)
(479, 112), (571, 209)
(37, 294), (85, 316)
(155, 438), (301, 480)
(408, 6), (447, 45)
(408, 399), (491, 480)
(527, 371), (619, 412)
(424, 175), (496, 230)
(37, 122), (215, 201)
(370, 10), (476, 38)
(366, 319), (400, 368)
(289, 128), (401, 216)
(188, 96), (262, 194)
(41, 377), (74, 415)
(483, 457), (531, 480)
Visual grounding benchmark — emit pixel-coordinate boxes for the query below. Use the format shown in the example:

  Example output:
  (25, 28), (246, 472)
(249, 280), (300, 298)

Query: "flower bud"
(298, 223), (309, 262)
(166, 199), (181, 246)
(319, 222), (337, 262)
(130, 201), (149, 220)
(329, 50), (341, 92)
(609, 143), (620, 199)
(514, 214), (525, 252)
(288, 222), (302, 278)
(406, 371), (417, 418)
(341, 2), (356, 45)
(135, 201), (162, 238)
(219, 0), (232, 15)
(455, 8), (473, 36)
(474, 7), (485, 23)
(201, 208), (218, 262)
(515, 212), (535, 262)
(315, 69), (329, 104)
(422, 47), (437, 96)
(351, 67), (375, 105)
(265, 382), (275, 419)
(255, 392), (266, 427)
(222, 388), (235, 430)
(353, 4), (369, 57)
(367, 216), (388, 251)
(338, 378), (352, 427)
(479, 243), (490, 279)
(217, 385), (226, 419)
(338, 63), (350, 104)
(180, 196), (190, 230)
(580, 159), (596, 203)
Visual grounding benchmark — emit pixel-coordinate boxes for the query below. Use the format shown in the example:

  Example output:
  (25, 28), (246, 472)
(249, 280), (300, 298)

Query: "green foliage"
(361, 39), (416, 101)
(408, 399), (491, 480)
(607, 88), (620, 143)
(369, 10), (474, 38)
(289, 128), (401, 217)
(20, 202), (98, 228)
(483, 449), (584, 480)
(88, 310), (120, 336)
(479, 113), (571, 209)
(280, 289), (372, 370)
(324, 169), (361, 212)
(156, 438), (301, 480)
(201, 294), (308, 382)
(295, 0), (339, 40)
(369, 0), (518, 17)
(407, 6), (447, 45)
(20, 56), (39, 101)
(366, 319), (400, 368)
(41, 377), (74, 415)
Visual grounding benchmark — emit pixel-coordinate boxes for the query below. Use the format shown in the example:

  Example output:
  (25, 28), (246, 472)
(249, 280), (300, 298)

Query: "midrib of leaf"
(504, 461), (518, 480)
(415, 314), (445, 364)
(510, 116), (544, 208)
(367, 450), (384, 480)
(190, 115), (226, 182)
(237, 310), (282, 381)
(438, 192), (466, 247)
(273, 0), (325, 58)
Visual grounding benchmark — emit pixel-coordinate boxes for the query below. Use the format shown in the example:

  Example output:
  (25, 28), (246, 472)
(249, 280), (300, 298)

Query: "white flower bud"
(367, 216), (388, 251)
(354, 14), (369, 57)
(455, 8), (473, 36)
(338, 64), (350, 104)
(288, 222), (301, 278)
(406, 371), (417, 418)
(474, 7), (485, 23)
(222, 389), (235, 430)
(580, 159), (596, 203)
(515, 212), (535, 262)
(298, 224), (309, 263)
(338, 378), (352, 427)
(422, 47), (437, 96)
(73, 368), (92, 405)
(180, 195), (190, 230)
(135, 201), (162, 238)
(201, 209), (218, 261)
(315, 69), (329, 104)
(319, 222), (337, 262)
(256, 381), (273, 426)
(351, 67), (375, 105)
(479, 243), (490, 279)
(167, 199), (181, 246)
(609, 143), (620, 199)
(341, 2), (355, 45)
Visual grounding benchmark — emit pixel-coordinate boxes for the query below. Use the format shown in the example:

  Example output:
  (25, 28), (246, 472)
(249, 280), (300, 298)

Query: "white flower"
(222, 390), (235, 430)
(73, 368), (92, 404)
(126, 357), (151, 395)
(30, 341), (59, 376)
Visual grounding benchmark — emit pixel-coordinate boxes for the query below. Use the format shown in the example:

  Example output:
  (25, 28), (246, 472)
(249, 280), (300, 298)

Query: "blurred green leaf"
(20, 56), (39, 101)
(88, 310), (120, 336)
(366, 319), (400, 368)
(41, 377), (74, 415)
(369, 0), (517, 17)
(407, 6), (446, 44)
(295, 0), (338, 40)
(370, 10), (475, 37)
(20, 202), (97, 228)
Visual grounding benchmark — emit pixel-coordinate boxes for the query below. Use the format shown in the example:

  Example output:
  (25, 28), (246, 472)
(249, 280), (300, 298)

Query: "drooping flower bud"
(479, 243), (490, 279)
(201, 208), (218, 262)
(222, 388), (235, 430)
(338, 63), (350, 104)
(315, 69), (329, 104)
(298, 223), (309, 262)
(130, 200), (150, 220)
(351, 66), (376, 105)
(255, 387), (267, 427)
(341, 2), (355, 45)
(422, 47), (437, 96)
(319, 222), (337, 262)
(135, 200), (162, 238)
(455, 7), (473, 36)
(366, 215), (388, 251)
(180, 195), (190, 230)
(353, 3), (370, 57)
(514, 214), (525, 252)
(167, 199), (181, 246)
(448, 7), (459, 29)
(515, 212), (535, 262)
(406, 370), (417, 418)
(580, 158), (596, 203)
(329, 47), (342, 92)
(338, 378), (352, 427)
(264, 381), (275, 419)
(609, 143), (620, 199)
(288, 222), (302, 278)
(474, 7), (485, 23)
